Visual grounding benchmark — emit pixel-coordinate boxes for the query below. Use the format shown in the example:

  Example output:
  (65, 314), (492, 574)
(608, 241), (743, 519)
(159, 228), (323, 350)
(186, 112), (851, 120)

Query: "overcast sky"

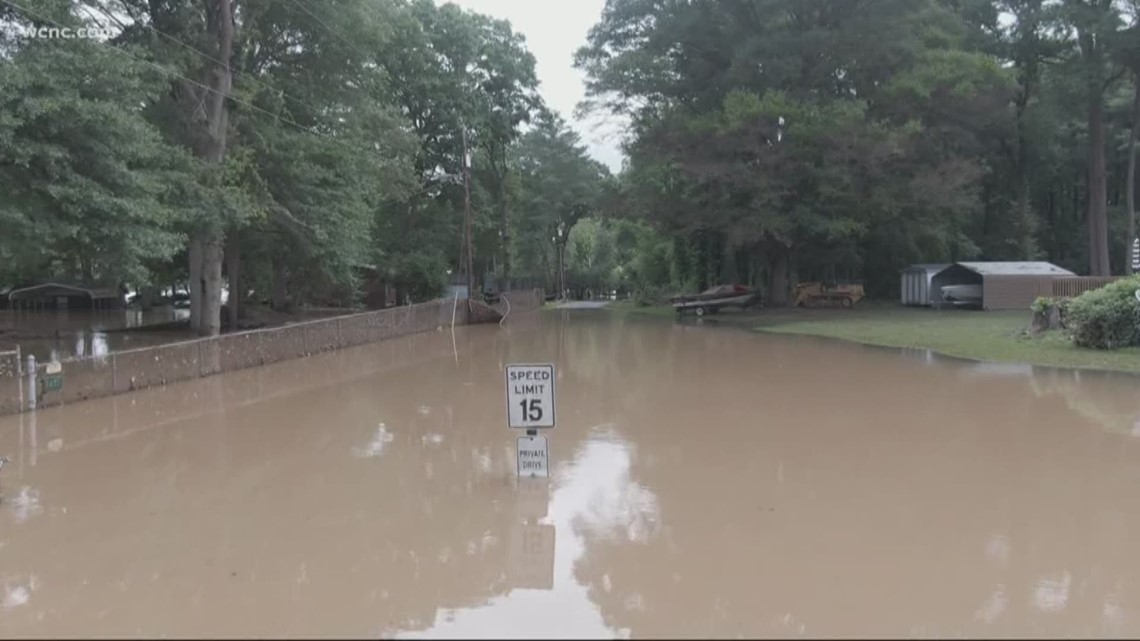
(442, 0), (626, 173)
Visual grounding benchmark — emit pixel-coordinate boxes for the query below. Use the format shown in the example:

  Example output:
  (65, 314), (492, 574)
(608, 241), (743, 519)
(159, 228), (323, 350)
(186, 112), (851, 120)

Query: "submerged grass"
(606, 300), (676, 317)
(607, 299), (1140, 373)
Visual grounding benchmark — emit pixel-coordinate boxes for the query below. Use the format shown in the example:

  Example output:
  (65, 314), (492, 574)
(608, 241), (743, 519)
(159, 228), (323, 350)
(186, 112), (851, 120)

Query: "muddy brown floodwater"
(2, 310), (1140, 638)
(0, 309), (193, 361)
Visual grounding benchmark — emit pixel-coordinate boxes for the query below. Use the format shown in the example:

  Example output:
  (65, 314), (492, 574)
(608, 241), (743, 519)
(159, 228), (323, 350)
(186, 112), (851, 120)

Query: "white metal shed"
(900, 264), (950, 306)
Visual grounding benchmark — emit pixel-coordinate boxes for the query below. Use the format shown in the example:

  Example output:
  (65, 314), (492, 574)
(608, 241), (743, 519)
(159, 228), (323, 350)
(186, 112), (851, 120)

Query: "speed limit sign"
(505, 363), (555, 429)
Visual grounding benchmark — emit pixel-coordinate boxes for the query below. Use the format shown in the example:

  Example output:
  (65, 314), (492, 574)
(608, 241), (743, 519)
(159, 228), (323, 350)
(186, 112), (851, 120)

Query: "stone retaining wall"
(0, 289), (544, 416)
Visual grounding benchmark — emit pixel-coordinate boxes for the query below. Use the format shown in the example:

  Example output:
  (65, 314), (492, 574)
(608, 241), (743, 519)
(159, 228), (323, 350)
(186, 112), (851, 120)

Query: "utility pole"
(462, 126), (475, 300)
(557, 221), (566, 300)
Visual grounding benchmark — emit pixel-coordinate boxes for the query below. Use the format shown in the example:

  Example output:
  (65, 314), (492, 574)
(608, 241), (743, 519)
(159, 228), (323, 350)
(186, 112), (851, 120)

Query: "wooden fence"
(1049, 276), (1124, 298)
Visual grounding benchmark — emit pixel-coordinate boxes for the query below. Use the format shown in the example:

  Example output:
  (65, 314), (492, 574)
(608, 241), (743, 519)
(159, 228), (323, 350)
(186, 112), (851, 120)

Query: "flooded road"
(0, 309), (192, 361)
(2, 311), (1140, 637)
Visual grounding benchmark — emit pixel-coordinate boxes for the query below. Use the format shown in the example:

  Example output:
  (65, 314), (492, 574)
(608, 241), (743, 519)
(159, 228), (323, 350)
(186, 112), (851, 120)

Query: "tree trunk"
(1126, 74), (1139, 275)
(188, 0), (235, 336)
(1088, 95), (1111, 275)
(1079, 29), (1111, 276)
(499, 185), (511, 287)
(188, 232), (203, 332)
(200, 228), (224, 337)
(139, 286), (155, 312)
(79, 254), (93, 283)
(767, 245), (789, 306)
(745, 245), (756, 288)
(271, 254), (287, 311)
(1013, 121), (1037, 260)
(721, 242), (738, 284)
(226, 226), (241, 330)
(705, 238), (714, 287)
(1010, 30), (1041, 261)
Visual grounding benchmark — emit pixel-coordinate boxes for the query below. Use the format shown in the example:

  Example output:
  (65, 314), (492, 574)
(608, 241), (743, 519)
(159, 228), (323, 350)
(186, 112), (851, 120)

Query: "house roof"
(901, 263), (951, 273)
(8, 282), (121, 300)
(955, 261), (1076, 277)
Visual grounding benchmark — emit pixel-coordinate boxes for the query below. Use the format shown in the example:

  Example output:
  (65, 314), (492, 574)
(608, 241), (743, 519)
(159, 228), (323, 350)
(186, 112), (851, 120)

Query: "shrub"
(1056, 297), (1072, 326)
(633, 285), (669, 307)
(1030, 296), (1072, 330)
(1065, 277), (1140, 349)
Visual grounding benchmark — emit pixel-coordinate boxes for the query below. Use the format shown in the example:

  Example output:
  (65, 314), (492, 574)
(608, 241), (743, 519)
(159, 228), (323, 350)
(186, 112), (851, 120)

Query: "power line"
(1, 0), (370, 157)
(74, 0), (316, 118)
(283, 0), (373, 63)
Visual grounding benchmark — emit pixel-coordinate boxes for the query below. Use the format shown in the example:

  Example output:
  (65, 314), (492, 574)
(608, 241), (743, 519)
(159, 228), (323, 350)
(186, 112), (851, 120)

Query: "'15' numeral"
(519, 398), (543, 421)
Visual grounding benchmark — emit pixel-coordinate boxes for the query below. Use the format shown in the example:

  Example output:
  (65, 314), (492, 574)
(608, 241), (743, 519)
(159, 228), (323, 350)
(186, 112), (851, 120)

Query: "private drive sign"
(505, 364), (556, 429)
(516, 435), (549, 478)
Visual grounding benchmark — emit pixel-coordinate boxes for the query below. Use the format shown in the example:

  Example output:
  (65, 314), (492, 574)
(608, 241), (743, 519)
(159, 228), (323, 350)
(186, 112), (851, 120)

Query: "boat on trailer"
(672, 284), (758, 317)
(940, 284), (983, 306)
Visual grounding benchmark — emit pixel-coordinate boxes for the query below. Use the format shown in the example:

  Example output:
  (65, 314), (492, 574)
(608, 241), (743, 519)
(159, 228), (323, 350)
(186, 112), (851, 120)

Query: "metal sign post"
(505, 364), (556, 591)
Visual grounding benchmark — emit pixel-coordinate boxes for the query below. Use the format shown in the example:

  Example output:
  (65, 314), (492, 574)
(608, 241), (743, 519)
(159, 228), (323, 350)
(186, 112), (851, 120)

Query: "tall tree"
(997, 0), (1065, 258)
(511, 110), (608, 287)
(1127, 73), (1139, 273)
(106, 0), (238, 334)
(578, 0), (1007, 300)
(1115, 11), (1140, 272)
(1063, 0), (1126, 275)
(381, 0), (540, 294)
(0, 2), (191, 288)
(227, 0), (416, 312)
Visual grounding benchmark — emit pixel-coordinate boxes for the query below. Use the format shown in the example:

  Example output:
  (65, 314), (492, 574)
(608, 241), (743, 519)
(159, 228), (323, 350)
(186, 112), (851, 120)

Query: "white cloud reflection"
(397, 431), (659, 639)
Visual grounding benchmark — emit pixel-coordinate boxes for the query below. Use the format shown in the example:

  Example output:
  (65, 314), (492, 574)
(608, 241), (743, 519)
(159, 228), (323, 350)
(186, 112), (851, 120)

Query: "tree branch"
(77, 1), (130, 33)
(1105, 63), (1128, 91)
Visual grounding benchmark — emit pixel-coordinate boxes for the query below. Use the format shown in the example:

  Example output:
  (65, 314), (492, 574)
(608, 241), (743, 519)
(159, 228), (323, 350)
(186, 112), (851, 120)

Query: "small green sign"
(43, 374), (64, 392)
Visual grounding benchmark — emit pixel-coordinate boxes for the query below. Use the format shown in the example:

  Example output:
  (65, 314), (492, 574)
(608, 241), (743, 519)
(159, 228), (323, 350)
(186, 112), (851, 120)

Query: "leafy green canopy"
(576, 0), (1138, 297)
(0, 27), (192, 286)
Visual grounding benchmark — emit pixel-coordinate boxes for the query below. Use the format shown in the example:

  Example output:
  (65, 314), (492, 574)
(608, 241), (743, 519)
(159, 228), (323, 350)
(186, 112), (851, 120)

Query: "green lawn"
(608, 299), (1140, 373)
(607, 300), (676, 317)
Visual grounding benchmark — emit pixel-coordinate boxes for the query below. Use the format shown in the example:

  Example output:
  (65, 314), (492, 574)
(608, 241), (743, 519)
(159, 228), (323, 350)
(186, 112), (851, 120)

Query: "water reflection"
(5, 486), (42, 524)
(507, 521), (555, 590)
(0, 575), (36, 610)
(353, 423), (396, 458)
(1033, 572), (1072, 613)
(974, 584), (1008, 624)
(1103, 588), (1125, 635)
(861, 340), (1140, 437)
(985, 533), (1010, 566)
(399, 433), (656, 639)
(1, 308), (192, 360)
(1029, 369), (1140, 437)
